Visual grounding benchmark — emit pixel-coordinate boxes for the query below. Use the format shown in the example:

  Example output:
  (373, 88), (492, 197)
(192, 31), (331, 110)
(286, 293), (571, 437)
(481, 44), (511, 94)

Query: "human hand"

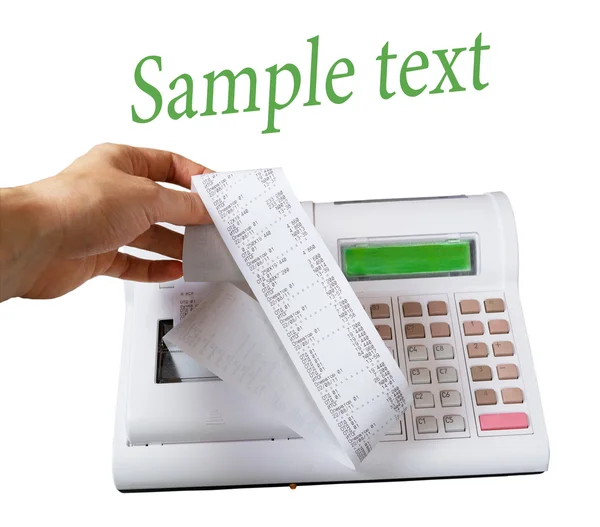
(0, 143), (212, 301)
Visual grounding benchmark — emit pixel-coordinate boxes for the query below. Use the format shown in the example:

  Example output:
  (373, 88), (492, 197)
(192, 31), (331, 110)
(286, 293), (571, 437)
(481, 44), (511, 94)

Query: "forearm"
(0, 185), (59, 301)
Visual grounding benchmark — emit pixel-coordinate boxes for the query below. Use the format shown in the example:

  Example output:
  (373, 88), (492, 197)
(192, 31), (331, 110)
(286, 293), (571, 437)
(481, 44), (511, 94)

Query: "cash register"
(112, 191), (549, 491)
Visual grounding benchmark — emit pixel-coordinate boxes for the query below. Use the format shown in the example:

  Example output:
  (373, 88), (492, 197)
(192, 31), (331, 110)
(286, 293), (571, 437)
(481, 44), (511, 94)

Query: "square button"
(416, 416), (438, 434)
(463, 320), (484, 336)
(407, 345), (428, 361)
(459, 299), (480, 314)
(467, 342), (488, 358)
(443, 415), (465, 433)
(370, 303), (390, 319)
(471, 365), (493, 381)
(484, 298), (505, 313)
(440, 390), (461, 407)
(475, 389), (497, 405)
(430, 322), (450, 338)
(437, 366), (458, 383)
(433, 344), (454, 360)
(413, 391), (435, 408)
(405, 323), (425, 339)
(497, 364), (519, 380)
(502, 387), (524, 404)
(402, 302), (422, 317)
(388, 418), (403, 435)
(375, 324), (392, 340)
(428, 301), (447, 316)
(410, 367), (431, 384)
(489, 319), (509, 334)
(493, 341), (514, 357)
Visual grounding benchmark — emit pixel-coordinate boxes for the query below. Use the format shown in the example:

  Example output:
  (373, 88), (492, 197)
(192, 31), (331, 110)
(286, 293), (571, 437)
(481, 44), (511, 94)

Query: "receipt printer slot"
(156, 319), (217, 382)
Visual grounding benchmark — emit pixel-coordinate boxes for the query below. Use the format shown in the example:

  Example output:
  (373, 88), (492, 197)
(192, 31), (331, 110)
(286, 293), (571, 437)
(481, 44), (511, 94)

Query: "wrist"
(0, 184), (61, 301)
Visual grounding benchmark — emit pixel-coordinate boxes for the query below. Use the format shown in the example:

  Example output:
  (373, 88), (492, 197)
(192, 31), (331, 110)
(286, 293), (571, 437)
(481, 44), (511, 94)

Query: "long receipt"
(165, 168), (410, 468)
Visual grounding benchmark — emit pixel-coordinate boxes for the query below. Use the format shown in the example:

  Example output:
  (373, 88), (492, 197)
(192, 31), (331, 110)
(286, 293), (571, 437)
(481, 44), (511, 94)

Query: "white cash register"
(112, 191), (549, 491)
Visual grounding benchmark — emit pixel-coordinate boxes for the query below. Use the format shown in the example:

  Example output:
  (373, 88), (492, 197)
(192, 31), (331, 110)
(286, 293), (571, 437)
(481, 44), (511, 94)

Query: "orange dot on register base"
(290, 483), (297, 489)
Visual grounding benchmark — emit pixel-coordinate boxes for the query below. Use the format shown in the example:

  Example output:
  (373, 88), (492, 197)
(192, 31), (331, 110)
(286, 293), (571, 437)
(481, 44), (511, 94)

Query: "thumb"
(154, 187), (212, 226)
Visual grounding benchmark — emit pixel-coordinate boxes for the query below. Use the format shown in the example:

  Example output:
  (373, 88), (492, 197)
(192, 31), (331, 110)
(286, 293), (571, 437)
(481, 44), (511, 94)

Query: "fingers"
(154, 187), (212, 226)
(103, 252), (183, 282)
(127, 225), (184, 260)
(93, 143), (213, 189)
(132, 146), (213, 189)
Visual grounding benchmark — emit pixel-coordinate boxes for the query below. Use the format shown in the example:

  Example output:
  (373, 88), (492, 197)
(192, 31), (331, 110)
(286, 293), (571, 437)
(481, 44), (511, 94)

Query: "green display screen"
(342, 240), (474, 280)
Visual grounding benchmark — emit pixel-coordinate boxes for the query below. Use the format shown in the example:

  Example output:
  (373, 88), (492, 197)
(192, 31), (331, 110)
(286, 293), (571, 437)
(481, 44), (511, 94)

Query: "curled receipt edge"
(165, 167), (410, 469)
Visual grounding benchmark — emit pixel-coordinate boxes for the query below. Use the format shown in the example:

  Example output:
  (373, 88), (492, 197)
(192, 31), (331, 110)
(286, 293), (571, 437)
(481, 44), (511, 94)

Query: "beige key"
(405, 323), (425, 339)
(430, 322), (451, 338)
(375, 324), (393, 340)
(410, 368), (431, 385)
(428, 301), (447, 316)
(443, 415), (465, 433)
(497, 363), (519, 380)
(440, 390), (462, 407)
(489, 319), (509, 334)
(433, 344), (454, 360)
(370, 303), (390, 319)
(437, 366), (458, 383)
(502, 387), (524, 404)
(467, 342), (488, 358)
(475, 389), (497, 405)
(484, 298), (505, 313)
(413, 391), (435, 408)
(471, 365), (492, 381)
(416, 415), (437, 433)
(463, 320), (484, 336)
(493, 341), (514, 357)
(407, 344), (428, 361)
(402, 302), (422, 317)
(460, 299), (480, 314)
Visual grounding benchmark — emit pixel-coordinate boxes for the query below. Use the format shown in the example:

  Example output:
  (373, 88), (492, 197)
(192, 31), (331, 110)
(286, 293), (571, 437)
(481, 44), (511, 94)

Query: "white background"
(1, 1), (598, 525)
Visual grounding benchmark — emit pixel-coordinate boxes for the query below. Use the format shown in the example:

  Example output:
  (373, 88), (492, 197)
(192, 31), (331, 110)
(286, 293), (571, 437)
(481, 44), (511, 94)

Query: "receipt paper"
(165, 168), (410, 468)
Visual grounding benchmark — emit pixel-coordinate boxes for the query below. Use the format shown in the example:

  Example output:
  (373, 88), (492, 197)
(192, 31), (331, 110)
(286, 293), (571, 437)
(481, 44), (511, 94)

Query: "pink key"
(479, 412), (529, 431)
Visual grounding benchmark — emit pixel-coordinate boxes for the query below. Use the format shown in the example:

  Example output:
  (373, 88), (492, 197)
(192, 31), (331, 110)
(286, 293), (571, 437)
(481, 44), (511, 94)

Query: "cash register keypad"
(359, 291), (532, 441)
(455, 292), (531, 436)
(157, 290), (531, 440)
(397, 294), (470, 440)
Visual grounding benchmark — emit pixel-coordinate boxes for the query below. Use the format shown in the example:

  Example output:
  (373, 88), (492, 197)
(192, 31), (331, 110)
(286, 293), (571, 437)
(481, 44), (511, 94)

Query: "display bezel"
(338, 234), (479, 281)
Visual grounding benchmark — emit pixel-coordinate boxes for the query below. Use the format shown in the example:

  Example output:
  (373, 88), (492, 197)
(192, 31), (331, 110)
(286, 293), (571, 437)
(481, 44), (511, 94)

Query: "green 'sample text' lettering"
(131, 33), (489, 134)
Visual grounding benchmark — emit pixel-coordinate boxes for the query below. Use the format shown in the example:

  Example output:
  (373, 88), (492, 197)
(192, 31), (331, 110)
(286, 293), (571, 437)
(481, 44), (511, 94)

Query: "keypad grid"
(396, 294), (470, 440)
(454, 292), (532, 436)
